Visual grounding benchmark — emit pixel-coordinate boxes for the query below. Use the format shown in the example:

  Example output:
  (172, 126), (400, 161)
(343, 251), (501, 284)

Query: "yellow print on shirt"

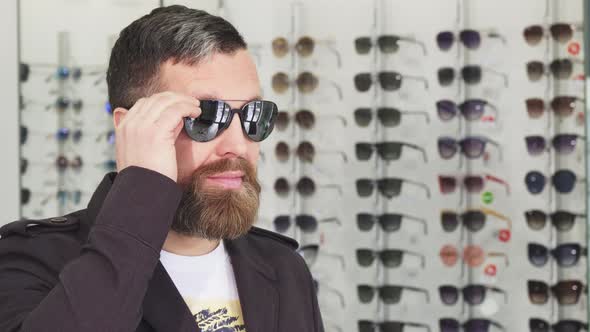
(185, 298), (246, 332)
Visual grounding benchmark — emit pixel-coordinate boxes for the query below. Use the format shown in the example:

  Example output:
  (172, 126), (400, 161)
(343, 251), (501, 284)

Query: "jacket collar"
(85, 172), (279, 332)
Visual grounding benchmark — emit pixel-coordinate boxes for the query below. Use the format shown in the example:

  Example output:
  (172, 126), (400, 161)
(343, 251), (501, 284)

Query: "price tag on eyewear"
(482, 191), (494, 204)
(568, 42), (581, 56)
(484, 264), (497, 277)
(498, 229), (511, 242)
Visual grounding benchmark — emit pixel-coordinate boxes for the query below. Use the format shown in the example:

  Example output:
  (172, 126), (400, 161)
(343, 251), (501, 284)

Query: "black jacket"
(0, 166), (324, 332)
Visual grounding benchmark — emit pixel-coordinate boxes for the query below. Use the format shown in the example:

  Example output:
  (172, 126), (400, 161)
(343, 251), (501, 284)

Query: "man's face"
(159, 49), (263, 240)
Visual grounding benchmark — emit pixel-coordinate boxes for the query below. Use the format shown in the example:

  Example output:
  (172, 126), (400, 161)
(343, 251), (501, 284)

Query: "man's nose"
(215, 113), (248, 157)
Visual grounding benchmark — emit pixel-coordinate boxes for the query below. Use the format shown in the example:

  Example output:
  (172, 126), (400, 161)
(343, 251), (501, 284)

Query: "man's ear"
(113, 107), (128, 128)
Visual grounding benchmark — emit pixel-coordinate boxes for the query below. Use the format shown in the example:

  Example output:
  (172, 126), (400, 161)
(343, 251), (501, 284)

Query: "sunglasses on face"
(274, 141), (348, 163)
(272, 72), (343, 99)
(274, 109), (347, 131)
(526, 59), (582, 81)
(525, 210), (586, 232)
(528, 280), (586, 305)
(438, 174), (510, 195)
(356, 248), (425, 268)
(354, 35), (427, 55)
(523, 23), (583, 46)
(274, 177), (342, 198)
(439, 284), (507, 306)
(359, 320), (431, 332)
(358, 284), (430, 305)
(297, 244), (345, 269)
(354, 107), (430, 128)
(355, 141), (428, 162)
(525, 169), (584, 194)
(438, 136), (502, 160)
(525, 134), (584, 156)
(356, 212), (427, 234)
(272, 214), (340, 234)
(356, 178), (431, 199)
(525, 96), (584, 118)
(182, 99), (278, 142)
(530, 318), (589, 332)
(353, 72), (429, 92)
(436, 29), (505, 51)
(528, 243), (587, 267)
(440, 318), (505, 332)
(436, 99), (498, 122)
(437, 66), (508, 87)
(440, 208), (512, 233)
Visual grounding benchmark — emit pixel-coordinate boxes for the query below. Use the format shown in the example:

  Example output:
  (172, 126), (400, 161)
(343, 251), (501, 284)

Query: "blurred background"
(1, 0), (589, 331)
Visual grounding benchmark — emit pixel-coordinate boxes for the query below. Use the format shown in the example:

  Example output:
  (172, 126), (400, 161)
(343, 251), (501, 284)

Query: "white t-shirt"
(159, 240), (246, 331)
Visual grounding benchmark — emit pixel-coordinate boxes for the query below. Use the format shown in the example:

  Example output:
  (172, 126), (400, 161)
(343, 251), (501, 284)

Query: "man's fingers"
(155, 103), (202, 136)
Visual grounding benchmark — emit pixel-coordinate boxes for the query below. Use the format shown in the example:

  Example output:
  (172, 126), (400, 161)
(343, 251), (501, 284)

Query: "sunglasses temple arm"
(324, 43), (342, 68)
(403, 143), (428, 162)
(486, 31), (507, 44)
(401, 110), (431, 123)
(320, 217), (342, 226)
(404, 75), (429, 90)
(483, 67), (509, 87)
(485, 174), (511, 195)
(327, 80), (343, 100)
(398, 36), (428, 55)
(409, 287), (430, 303)
(486, 138), (503, 162)
(488, 252), (510, 267)
(404, 179), (431, 198)
(492, 321), (507, 332)
(320, 282), (346, 308)
(405, 215), (428, 234)
(406, 322), (431, 332)
(324, 184), (343, 196)
(325, 252), (346, 270)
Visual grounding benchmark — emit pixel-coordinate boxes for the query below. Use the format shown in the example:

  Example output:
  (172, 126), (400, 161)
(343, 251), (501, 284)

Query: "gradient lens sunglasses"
(440, 318), (506, 332)
(358, 284), (430, 305)
(355, 141), (428, 162)
(523, 23), (583, 46)
(530, 318), (589, 332)
(440, 208), (512, 233)
(437, 65), (508, 87)
(356, 178), (431, 199)
(354, 107), (430, 127)
(438, 284), (507, 309)
(528, 279), (586, 305)
(436, 29), (505, 50)
(354, 71), (429, 92)
(272, 214), (340, 234)
(356, 212), (427, 234)
(356, 248), (426, 268)
(437, 136), (502, 161)
(436, 99), (498, 122)
(528, 242), (587, 268)
(525, 96), (585, 118)
(438, 173), (510, 195)
(525, 134), (584, 156)
(526, 58), (582, 81)
(183, 99), (278, 142)
(524, 209), (586, 232)
(355, 35), (427, 55)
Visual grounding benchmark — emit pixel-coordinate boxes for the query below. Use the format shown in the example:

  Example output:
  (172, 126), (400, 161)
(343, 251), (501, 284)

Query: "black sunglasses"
(272, 214), (340, 233)
(183, 99), (278, 142)
(524, 210), (586, 231)
(526, 58), (582, 81)
(355, 141), (428, 162)
(528, 242), (587, 267)
(356, 178), (431, 199)
(274, 177), (342, 198)
(354, 72), (429, 92)
(439, 284), (507, 306)
(358, 284), (430, 305)
(437, 65), (508, 87)
(356, 212), (427, 234)
(355, 35), (427, 55)
(440, 318), (505, 332)
(528, 279), (586, 305)
(436, 29), (505, 50)
(359, 320), (431, 332)
(356, 248), (425, 268)
(354, 107), (430, 128)
(440, 208), (511, 233)
(530, 318), (589, 332)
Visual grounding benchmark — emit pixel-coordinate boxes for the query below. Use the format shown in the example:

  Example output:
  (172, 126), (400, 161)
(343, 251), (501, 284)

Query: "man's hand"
(114, 91), (201, 182)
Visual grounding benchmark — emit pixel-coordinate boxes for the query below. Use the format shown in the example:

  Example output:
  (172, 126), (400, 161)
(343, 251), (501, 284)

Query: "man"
(0, 5), (324, 332)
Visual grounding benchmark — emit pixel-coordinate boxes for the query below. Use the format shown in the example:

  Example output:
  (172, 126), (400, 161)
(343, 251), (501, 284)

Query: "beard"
(170, 157), (261, 240)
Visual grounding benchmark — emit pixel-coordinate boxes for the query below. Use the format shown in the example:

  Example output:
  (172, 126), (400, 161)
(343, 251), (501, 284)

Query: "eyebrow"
(194, 93), (263, 102)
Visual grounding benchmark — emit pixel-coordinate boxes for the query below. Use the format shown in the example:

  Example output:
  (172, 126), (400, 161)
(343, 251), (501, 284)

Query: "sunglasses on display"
(355, 141), (428, 162)
(436, 99), (498, 122)
(525, 96), (585, 119)
(525, 210), (586, 232)
(182, 99), (278, 142)
(271, 71), (343, 99)
(525, 134), (584, 156)
(274, 109), (347, 131)
(438, 284), (507, 307)
(526, 58), (582, 81)
(356, 248), (425, 268)
(297, 244), (345, 269)
(19, 62), (102, 83)
(524, 169), (584, 194)
(437, 136), (502, 161)
(439, 244), (509, 269)
(358, 284), (430, 305)
(437, 65), (508, 87)
(353, 71), (429, 92)
(356, 178), (431, 199)
(55, 155), (83, 172)
(353, 107), (430, 128)
(528, 243), (587, 268)
(358, 320), (431, 332)
(528, 280), (586, 305)
(440, 208), (512, 233)
(530, 318), (588, 332)
(440, 318), (505, 332)
(274, 141), (348, 163)
(271, 36), (342, 67)
(272, 214), (340, 234)
(274, 177), (342, 198)
(354, 35), (427, 55)
(57, 189), (87, 206)
(436, 29), (506, 50)
(313, 279), (345, 308)
(356, 212), (427, 234)
(438, 173), (510, 196)
(523, 23), (583, 46)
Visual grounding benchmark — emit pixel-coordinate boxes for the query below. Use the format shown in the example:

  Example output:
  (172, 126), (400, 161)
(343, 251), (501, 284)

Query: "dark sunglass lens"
(528, 243), (549, 267)
(440, 318), (460, 332)
(525, 135), (547, 156)
(463, 285), (486, 304)
(439, 285), (459, 305)
(552, 280), (584, 305)
(436, 100), (458, 121)
(438, 137), (458, 159)
(438, 67), (456, 86)
(551, 96), (577, 117)
(460, 137), (486, 158)
(551, 211), (576, 231)
(528, 280), (549, 304)
(356, 249), (375, 267)
(20, 125), (28, 145)
(525, 210), (548, 230)
(464, 319), (491, 332)
(21, 188), (31, 205)
(526, 98), (546, 118)
(459, 99), (486, 121)
(441, 211), (459, 232)
(464, 176), (484, 193)
(436, 31), (455, 51)
(378, 72), (402, 91)
(439, 176), (457, 194)
(184, 100), (228, 142)
(295, 110), (315, 129)
(553, 320), (587, 332)
(552, 243), (583, 267)
(275, 111), (289, 131)
(357, 285), (376, 303)
(525, 171), (546, 194)
(462, 211), (486, 232)
(552, 169), (577, 193)
(357, 213), (375, 231)
(296, 177), (316, 197)
(355, 143), (374, 161)
(552, 134), (577, 155)
(379, 286), (402, 304)
(378, 214), (402, 232)
(550, 59), (573, 79)
(375, 142), (402, 161)
(460, 29), (482, 49)
(550, 23), (574, 43)
(358, 320), (376, 332)
(354, 108), (372, 127)
(354, 37), (372, 54)
(380, 250), (403, 268)
(296, 141), (315, 163)
(377, 108), (402, 127)
(377, 178), (402, 198)
(461, 66), (482, 84)
(356, 179), (375, 197)
(273, 215), (291, 233)
(377, 35), (400, 53)
(524, 25), (544, 45)
(295, 215), (318, 233)
(275, 142), (290, 162)
(530, 318), (550, 332)
(527, 61), (545, 81)
(354, 73), (373, 92)
(274, 177), (290, 197)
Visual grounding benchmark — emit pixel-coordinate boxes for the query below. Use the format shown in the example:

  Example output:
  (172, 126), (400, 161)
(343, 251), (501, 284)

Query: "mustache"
(192, 157), (259, 189)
